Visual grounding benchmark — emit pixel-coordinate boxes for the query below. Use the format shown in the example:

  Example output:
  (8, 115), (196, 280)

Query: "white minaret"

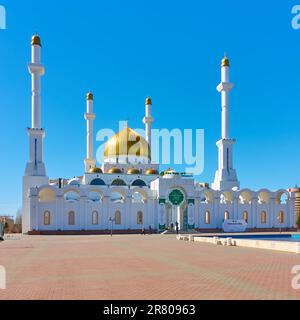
(84, 92), (96, 172)
(143, 97), (154, 162)
(24, 34), (47, 177)
(23, 34), (49, 233)
(212, 56), (240, 191)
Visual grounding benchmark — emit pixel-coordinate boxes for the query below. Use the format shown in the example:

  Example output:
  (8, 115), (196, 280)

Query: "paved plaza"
(0, 234), (299, 300)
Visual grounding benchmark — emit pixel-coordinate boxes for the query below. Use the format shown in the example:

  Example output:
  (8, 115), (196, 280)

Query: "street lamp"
(109, 217), (115, 237)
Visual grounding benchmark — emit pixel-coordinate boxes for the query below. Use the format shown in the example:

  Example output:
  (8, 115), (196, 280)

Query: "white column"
(221, 62), (231, 139)
(84, 93), (96, 172)
(24, 34), (48, 178)
(212, 56), (239, 191)
(220, 57), (232, 140)
(143, 97), (154, 162)
(28, 35), (44, 129)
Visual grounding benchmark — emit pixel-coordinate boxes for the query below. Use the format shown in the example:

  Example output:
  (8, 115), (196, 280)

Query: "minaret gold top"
(87, 92), (94, 101)
(31, 34), (41, 47)
(221, 56), (230, 67)
(145, 97), (152, 105)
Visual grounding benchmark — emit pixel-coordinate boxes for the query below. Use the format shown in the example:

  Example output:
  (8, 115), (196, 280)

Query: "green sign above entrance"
(168, 189), (185, 206)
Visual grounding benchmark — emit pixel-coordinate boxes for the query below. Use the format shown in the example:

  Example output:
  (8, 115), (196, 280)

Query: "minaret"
(23, 34), (48, 233)
(84, 92), (96, 172)
(24, 34), (47, 177)
(212, 56), (240, 190)
(143, 97), (154, 162)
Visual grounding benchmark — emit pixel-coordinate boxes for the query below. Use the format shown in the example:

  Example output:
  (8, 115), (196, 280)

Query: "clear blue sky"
(0, 0), (300, 217)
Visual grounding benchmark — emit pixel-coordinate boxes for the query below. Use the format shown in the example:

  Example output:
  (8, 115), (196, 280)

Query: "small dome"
(87, 92), (93, 101)
(145, 97), (152, 105)
(108, 167), (122, 174)
(145, 168), (159, 175)
(89, 167), (103, 174)
(31, 34), (41, 47)
(221, 56), (230, 67)
(163, 168), (177, 175)
(68, 177), (81, 186)
(127, 168), (140, 174)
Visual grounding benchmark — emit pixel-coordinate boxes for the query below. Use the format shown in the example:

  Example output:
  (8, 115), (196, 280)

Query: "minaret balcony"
(84, 113), (96, 121)
(217, 82), (233, 92)
(28, 63), (45, 75)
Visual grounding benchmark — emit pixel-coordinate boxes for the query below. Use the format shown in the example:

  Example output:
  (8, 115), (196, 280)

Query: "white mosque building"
(22, 35), (297, 234)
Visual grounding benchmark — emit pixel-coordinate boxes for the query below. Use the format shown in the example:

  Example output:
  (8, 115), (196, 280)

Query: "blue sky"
(0, 0), (300, 216)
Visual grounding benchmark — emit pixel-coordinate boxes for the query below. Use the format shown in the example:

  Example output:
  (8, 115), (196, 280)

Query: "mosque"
(22, 35), (297, 234)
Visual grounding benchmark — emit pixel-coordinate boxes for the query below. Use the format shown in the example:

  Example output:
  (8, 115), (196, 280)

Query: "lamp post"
(109, 217), (115, 237)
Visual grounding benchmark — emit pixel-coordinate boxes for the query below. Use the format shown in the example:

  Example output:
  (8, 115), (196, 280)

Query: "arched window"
(111, 179), (126, 186)
(132, 191), (147, 203)
(90, 178), (106, 186)
(132, 179), (147, 187)
(44, 211), (51, 225)
(68, 211), (75, 225)
(239, 192), (252, 204)
(277, 192), (288, 204)
(137, 211), (143, 225)
(258, 191), (270, 204)
(279, 211), (284, 224)
(201, 191), (213, 204)
(92, 211), (98, 225)
(243, 211), (249, 222)
(111, 191), (125, 203)
(115, 211), (121, 225)
(64, 191), (80, 201)
(224, 211), (230, 220)
(261, 211), (267, 224)
(88, 191), (102, 202)
(205, 211), (210, 224)
(39, 189), (56, 203)
(220, 192), (233, 204)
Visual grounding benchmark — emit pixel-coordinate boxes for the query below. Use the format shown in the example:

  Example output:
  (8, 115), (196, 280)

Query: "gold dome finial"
(31, 34), (41, 47)
(87, 92), (93, 101)
(221, 54), (230, 67)
(145, 97), (152, 105)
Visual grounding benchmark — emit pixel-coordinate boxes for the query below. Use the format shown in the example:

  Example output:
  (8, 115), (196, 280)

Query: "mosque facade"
(22, 35), (296, 234)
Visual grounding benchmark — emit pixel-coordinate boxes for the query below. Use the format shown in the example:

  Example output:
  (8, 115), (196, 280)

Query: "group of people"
(169, 221), (179, 234)
(141, 225), (152, 235)
(141, 221), (180, 235)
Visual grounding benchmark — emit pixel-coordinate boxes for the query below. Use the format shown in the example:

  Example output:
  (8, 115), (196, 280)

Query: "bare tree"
(14, 209), (22, 233)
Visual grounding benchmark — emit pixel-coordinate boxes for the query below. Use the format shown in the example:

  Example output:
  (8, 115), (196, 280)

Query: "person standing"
(149, 225), (152, 235)
(170, 222), (174, 231)
(175, 221), (179, 234)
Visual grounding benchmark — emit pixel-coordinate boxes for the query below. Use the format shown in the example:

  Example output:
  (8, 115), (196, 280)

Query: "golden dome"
(145, 97), (152, 105)
(221, 56), (230, 67)
(127, 168), (140, 174)
(145, 168), (159, 175)
(108, 167), (122, 174)
(89, 167), (102, 174)
(31, 34), (41, 47)
(104, 127), (151, 160)
(87, 92), (93, 101)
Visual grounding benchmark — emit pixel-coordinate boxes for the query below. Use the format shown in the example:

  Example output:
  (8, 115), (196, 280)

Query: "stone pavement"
(0, 234), (299, 300)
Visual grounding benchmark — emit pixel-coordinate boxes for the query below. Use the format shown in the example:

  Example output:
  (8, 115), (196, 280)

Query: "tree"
(4, 222), (9, 233)
(14, 209), (22, 233)
(297, 214), (300, 231)
(15, 209), (22, 225)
